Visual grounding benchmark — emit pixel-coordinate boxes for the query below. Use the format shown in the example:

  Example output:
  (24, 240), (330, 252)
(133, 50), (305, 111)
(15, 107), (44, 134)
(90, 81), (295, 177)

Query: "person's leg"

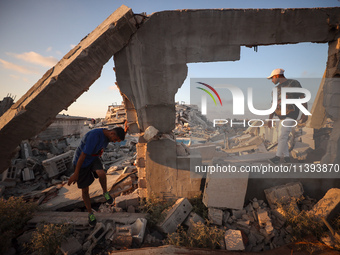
(276, 119), (294, 157)
(82, 187), (92, 213)
(95, 169), (114, 204)
(95, 169), (107, 193)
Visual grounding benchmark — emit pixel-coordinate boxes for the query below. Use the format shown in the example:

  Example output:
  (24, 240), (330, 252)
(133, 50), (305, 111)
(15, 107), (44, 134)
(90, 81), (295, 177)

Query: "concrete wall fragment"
(0, 5), (137, 173)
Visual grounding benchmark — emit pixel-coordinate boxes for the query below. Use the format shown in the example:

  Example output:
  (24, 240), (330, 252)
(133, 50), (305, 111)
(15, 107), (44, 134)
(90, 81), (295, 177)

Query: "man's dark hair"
(113, 127), (125, 141)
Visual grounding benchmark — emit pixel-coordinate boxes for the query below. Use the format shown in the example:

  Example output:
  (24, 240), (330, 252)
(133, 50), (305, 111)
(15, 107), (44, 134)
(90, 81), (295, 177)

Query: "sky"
(0, 0), (339, 119)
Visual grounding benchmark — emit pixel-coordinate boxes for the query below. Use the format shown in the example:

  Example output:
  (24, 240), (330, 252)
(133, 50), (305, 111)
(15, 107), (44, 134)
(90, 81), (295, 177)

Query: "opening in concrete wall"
(176, 42), (328, 119)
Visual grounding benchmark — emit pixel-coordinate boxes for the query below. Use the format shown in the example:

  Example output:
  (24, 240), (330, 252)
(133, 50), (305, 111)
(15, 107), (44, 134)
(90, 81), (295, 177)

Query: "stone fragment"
(114, 192), (139, 210)
(143, 126), (159, 141)
(60, 236), (82, 255)
(257, 209), (271, 226)
(232, 209), (246, 219)
(131, 218), (147, 245)
(208, 208), (223, 225)
(1, 166), (17, 186)
(42, 150), (74, 178)
(264, 182), (304, 209)
(22, 168), (34, 181)
(224, 229), (245, 251)
(157, 198), (192, 234)
(183, 212), (205, 229)
(309, 188), (340, 221)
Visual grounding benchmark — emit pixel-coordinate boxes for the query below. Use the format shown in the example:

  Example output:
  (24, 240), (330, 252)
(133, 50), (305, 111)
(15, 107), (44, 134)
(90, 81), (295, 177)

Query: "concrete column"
(322, 39), (340, 164)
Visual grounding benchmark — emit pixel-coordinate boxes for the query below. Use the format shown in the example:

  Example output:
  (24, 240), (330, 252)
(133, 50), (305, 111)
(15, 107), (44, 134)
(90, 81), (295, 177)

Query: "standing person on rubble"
(266, 68), (308, 164)
(68, 126), (126, 226)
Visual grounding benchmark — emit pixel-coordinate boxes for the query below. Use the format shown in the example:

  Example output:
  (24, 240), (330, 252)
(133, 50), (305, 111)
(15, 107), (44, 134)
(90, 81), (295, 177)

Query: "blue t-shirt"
(73, 128), (109, 167)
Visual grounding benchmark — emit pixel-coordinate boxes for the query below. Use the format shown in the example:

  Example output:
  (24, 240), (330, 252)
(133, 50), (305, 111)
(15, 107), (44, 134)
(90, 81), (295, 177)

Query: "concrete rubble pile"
(174, 103), (246, 144)
(2, 102), (339, 253)
(172, 103), (334, 164)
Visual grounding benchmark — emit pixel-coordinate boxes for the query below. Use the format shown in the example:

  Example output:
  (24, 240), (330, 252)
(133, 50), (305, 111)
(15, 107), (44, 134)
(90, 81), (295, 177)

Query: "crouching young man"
(68, 127), (125, 226)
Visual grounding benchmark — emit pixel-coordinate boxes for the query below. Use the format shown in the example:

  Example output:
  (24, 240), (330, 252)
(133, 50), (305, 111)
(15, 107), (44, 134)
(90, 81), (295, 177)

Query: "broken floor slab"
(39, 173), (122, 211)
(28, 211), (147, 227)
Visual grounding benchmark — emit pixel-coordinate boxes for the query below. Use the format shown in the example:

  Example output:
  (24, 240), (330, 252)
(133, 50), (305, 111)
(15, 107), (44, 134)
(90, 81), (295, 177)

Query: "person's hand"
(67, 173), (79, 186)
(300, 114), (308, 123)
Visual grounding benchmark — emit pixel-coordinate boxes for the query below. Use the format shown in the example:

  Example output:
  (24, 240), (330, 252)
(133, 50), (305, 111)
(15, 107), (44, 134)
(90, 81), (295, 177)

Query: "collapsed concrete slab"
(28, 211), (147, 227)
(0, 5), (137, 173)
(39, 174), (122, 211)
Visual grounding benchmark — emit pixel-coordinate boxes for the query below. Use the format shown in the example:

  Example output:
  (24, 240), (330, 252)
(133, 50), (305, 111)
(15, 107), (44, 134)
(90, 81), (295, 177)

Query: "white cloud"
(7, 51), (58, 67)
(0, 59), (39, 74)
(9, 74), (20, 80)
(46, 47), (52, 52)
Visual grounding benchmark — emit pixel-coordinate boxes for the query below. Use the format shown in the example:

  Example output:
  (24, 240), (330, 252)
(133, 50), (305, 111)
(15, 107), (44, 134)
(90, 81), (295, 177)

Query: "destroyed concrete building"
(1, 4), (340, 254)
(0, 6), (339, 200)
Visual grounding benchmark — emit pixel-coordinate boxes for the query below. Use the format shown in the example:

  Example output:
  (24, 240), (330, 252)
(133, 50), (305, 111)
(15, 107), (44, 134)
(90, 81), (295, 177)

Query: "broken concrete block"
(113, 225), (133, 248)
(265, 221), (274, 235)
(2, 166), (17, 183)
(143, 126), (159, 141)
(157, 198), (192, 234)
(310, 188), (340, 221)
(225, 229), (245, 251)
(60, 236), (82, 255)
(115, 192), (139, 210)
(232, 209), (246, 219)
(87, 222), (108, 244)
(131, 218), (147, 245)
(20, 140), (33, 159)
(42, 150), (74, 178)
(257, 209), (271, 226)
(208, 208), (223, 225)
(264, 182), (304, 209)
(22, 168), (34, 181)
(203, 170), (248, 210)
(183, 212), (205, 229)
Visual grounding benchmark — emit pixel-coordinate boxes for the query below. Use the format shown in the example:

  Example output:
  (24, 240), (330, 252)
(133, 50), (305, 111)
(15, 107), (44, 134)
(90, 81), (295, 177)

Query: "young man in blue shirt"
(68, 127), (126, 226)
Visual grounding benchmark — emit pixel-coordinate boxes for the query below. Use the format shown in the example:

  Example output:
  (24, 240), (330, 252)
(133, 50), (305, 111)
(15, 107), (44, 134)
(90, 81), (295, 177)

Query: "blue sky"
(0, 0), (339, 118)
